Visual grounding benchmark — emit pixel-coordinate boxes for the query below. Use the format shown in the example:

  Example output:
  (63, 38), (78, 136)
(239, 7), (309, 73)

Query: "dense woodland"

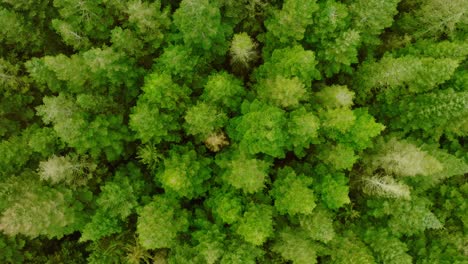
(0, 0), (467, 263)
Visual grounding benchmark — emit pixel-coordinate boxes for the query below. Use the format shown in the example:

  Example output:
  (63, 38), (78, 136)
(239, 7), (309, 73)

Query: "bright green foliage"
(201, 71), (246, 112)
(156, 145), (212, 198)
(321, 107), (356, 134)
(363, 229), (413, 264)
(173, 0), (230, 55)
(316, 172), (351, 209)
(255, 45), (321, 85)
(216, 150), (271, 194)
(264, 0), (318, 43)
(271, 167), (316, 216)
(306, 0), (350, 44)
(228, 100), (288, 157)
(355, 55), (459, 102)
(129, 73), (191, 144)
(271, 228), (318, 264)
(205, 187), (245, 224)
(234, 203), (273, 245)
(330, 108), (385, 151)
(81, 213), (122, 244)
(256, 76), (308, 108)
(298, 207), (335, 243)
(1, 0), (467, 262)
(287, 107), (320, 157)
(316, 85), (355, 109)
(184, 102), (228, 138)
(136, 195), (189, 250)
(317, 143), (358, 171)
(0, 184), (85, 239)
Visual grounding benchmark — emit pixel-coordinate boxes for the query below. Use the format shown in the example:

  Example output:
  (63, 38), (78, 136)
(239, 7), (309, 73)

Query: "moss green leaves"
(272, 228), (319, 264)
(234, 203), (274, 245)
(173, 0), (231, 55)
(217, 151), (271, 194)
(201, 71), (246, 112)
(228, 100), (289, 158)
(1, 0), (467, 262)
(156, 145), (212, 199)
(256, 76), (308, 109)
(137, 195), (189, 250)
(287, 108), (320, 157)
(264, 0), (318, 44)
(129, 73), (191, 144)
(184, 102), (227, 139)
(271, 167), (316, 216)
(255, 45), (321, 85)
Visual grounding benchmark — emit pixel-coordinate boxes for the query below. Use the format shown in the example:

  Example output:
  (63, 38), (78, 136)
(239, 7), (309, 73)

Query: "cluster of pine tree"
(0, 0), (467, 263)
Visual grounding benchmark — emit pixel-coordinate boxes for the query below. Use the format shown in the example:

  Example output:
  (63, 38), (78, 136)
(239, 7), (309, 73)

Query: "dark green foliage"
(380, 89), (468, 137)
(363, 229), (413, 264)
(80, 163), (145, 242)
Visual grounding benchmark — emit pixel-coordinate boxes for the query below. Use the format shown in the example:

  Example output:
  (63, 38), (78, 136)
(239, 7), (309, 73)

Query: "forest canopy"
(0, 0), (467, 263)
